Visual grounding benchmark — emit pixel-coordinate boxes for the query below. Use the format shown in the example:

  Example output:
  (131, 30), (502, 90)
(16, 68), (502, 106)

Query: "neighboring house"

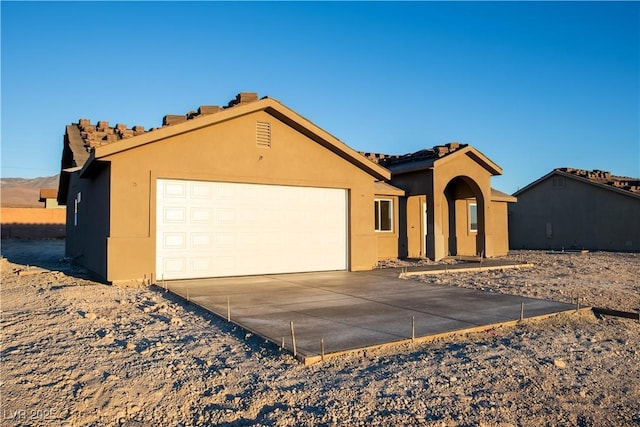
(509, 168), (640, 251)
(58, 92), (514, 284)
(39, 188), (63, 208)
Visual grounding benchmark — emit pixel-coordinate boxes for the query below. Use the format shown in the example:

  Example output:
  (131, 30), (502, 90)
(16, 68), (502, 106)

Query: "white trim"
(374, 198), (393, 232)
(469, 202), (478, 233)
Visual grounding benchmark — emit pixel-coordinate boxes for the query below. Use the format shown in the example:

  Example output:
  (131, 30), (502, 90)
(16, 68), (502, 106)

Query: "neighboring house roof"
(363, 143), (503, 176)
(374, 181), (406, 196)
(514, 168), (640, 200)
(59, 92), (392, 202)
(39, 188), (58, 200)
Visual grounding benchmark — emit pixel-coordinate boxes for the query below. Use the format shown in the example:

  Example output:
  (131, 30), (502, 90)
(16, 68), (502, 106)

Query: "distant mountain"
(1, 175), (60, 207)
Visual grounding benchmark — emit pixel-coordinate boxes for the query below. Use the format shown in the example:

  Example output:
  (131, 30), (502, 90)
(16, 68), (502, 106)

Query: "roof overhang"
(387, 146), (503, 177)
(80, 97), (391, 182)
(491, 188), (517, 202)
(374, 181), (405, 196)
(444, 146), (503, 176)
(514, 169), (640, 200)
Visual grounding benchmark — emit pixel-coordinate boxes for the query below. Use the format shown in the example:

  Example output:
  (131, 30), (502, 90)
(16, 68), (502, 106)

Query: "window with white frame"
(374, 199), (393, 232)
(469, 202), (478, 233)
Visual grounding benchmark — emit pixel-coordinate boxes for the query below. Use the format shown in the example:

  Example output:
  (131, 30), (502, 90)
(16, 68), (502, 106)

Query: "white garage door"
(156, 179), (348, 280)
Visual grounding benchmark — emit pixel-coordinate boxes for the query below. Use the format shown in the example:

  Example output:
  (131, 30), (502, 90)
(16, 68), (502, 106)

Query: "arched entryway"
(442, 176), (485, 257)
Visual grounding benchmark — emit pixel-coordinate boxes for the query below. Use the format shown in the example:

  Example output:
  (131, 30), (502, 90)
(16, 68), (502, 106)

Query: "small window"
(469, 202), (478, 233)
(374, 199), (393, 232)
(256, 121), (271, 148)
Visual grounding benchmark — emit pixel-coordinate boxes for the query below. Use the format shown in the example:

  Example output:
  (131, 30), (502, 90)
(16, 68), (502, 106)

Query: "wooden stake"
(227, 296), (231, 322)
(520, 302), (524, 321)
(412, 316), (415, 342)
(321, 338), (325, 361)
(290, 321), (297, 357)
(186, 287), (189, 304)
(281, 337), (285, 350)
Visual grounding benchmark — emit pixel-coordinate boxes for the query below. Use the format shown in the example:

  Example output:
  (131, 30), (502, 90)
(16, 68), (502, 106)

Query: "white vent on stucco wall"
(256, 121), (271, 148)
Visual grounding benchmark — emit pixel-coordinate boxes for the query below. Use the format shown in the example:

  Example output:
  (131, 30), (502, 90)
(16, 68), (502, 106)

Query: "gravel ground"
(1, 240), (638, 426)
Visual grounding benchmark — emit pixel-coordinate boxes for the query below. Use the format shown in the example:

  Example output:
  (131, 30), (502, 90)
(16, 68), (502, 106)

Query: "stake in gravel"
(520, 302), (524, 321)
(290, 321), (297, 357)
(412, 316), (415, 342)
(227, 296), (231, 322)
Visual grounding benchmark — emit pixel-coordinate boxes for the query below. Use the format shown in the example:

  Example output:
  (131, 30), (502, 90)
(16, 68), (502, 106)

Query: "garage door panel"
(157, 180), (348, 279)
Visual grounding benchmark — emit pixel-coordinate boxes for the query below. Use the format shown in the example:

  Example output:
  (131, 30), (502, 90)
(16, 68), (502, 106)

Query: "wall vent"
(256, 121), (271, 148)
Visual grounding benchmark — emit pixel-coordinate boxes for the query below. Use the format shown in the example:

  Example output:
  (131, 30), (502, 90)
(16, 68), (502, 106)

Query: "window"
(374, 199), (393, 232)
(469, 202), (478, 233)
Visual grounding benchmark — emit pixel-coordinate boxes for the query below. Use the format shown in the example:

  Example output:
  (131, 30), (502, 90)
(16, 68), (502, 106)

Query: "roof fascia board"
(490, 188), (517, 202)
(263, 105), (390, 181)
(512, 171), (555, 196)
(374, 181), (406, 196)
(86, 97), (390, 182)
(514, 170), (640, 200)
(434, 146), (503, 176)
(556, 170), (640, 200)
(388, 146), (503, 176)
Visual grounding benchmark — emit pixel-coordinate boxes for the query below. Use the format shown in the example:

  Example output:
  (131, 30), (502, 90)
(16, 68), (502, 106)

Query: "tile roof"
(361, 142), (467, 167)
(556, 167), (640, 195)
(69, 92), (260, 158)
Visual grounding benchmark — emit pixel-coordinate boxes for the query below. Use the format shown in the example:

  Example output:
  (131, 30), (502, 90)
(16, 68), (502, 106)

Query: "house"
(58, 92), (514, 284)
(366, 145), (516, 261)
(39, 188), (63, 208)
(509, 168), (640, 251)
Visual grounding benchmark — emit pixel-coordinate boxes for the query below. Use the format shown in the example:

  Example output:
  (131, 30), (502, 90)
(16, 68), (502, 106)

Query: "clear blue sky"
(1, 1), (638, 194)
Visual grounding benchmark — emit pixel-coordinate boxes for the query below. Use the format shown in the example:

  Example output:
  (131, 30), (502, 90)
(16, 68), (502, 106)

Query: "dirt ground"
(1, 239), (638, 426)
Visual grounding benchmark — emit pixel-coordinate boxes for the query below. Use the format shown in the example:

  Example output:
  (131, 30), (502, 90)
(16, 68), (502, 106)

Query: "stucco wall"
(509, 176), (640, 251)
(453, 199), (477, 256)
(0, 207), (66, 239)
(403, 195), (427, 258)
(489, 201), (510, 256)
(374, 195), (400, 259)
(430, 153), (495, 260)
(98, 110), (381, 283)
(64, 167), (111, 281)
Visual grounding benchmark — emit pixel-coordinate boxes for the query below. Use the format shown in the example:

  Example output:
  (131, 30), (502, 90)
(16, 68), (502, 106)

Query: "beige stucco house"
(58, 92), (514, 284)
(509, 168), (640, 251)
(365, 145), (516, 261)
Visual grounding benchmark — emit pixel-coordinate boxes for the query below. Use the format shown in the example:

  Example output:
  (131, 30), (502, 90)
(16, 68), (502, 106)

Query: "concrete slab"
(160, 267), (577, 364)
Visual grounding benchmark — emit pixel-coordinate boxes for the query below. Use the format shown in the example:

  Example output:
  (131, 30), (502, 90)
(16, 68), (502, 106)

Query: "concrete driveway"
(161, 268), (577, 364)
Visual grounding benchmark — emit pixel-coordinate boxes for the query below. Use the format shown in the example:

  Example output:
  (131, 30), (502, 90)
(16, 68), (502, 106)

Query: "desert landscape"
(1, 239), (638, 426)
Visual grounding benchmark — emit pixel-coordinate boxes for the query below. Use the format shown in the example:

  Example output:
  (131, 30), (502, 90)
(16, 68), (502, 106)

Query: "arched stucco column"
(429, 175), (493, 260)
